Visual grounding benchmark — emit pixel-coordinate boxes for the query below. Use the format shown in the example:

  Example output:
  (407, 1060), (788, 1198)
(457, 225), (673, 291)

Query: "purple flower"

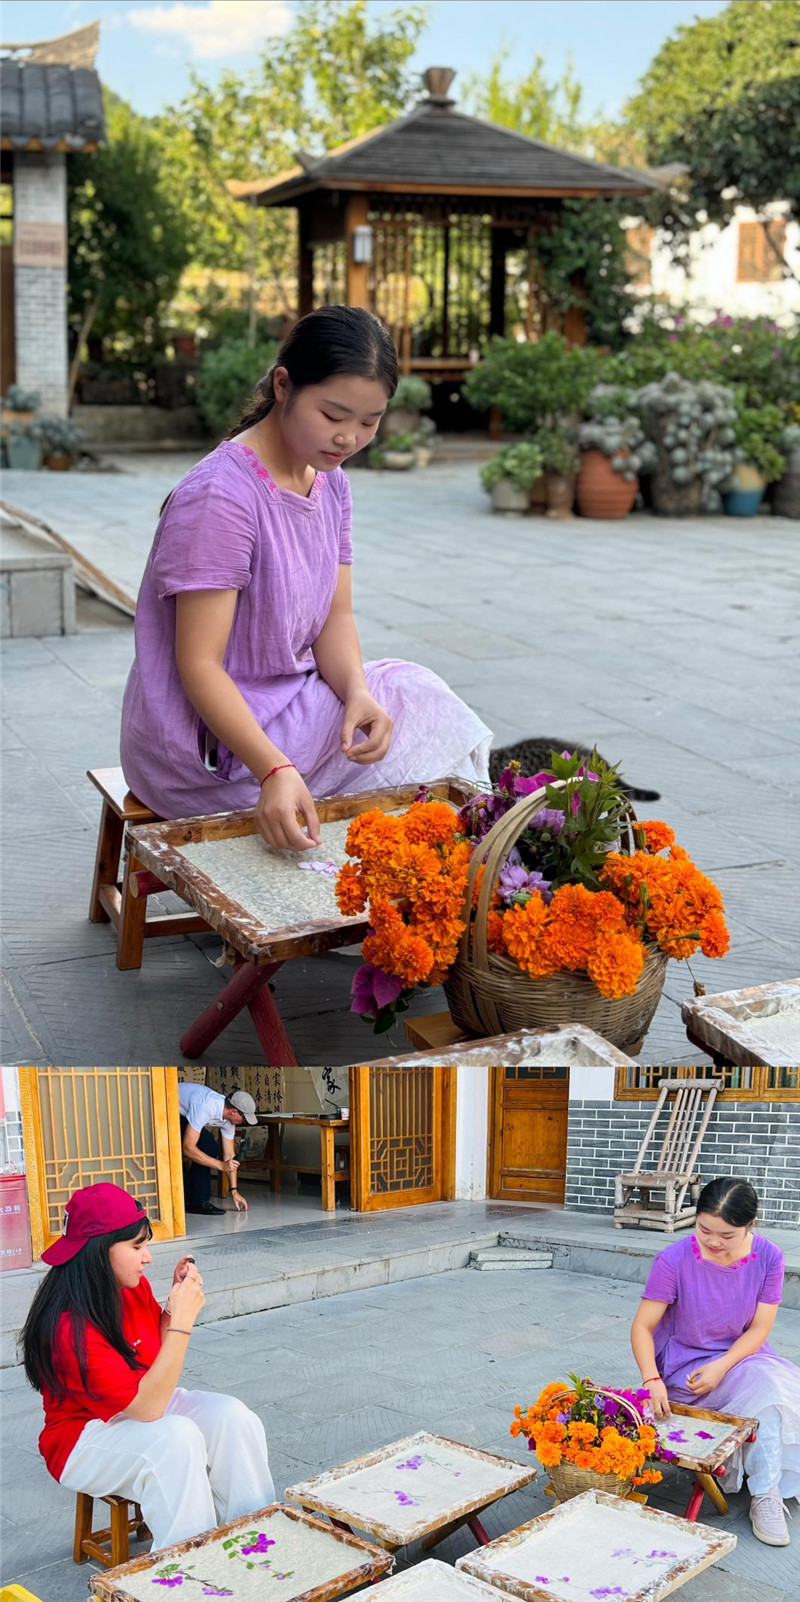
(668, 334), (679, 343)
(697, 1430), (714, 1440)
(241, 1535), (275, 1555)
(202, 1588), (233, 1596)
(556, 1411), (570, 1425)
(397, 1454), (424, 1470)
(667, 1430), (687, 1443)
(350, 962), (404, 1017)
(497, 849), (552, 907)
(591, 1589), (626, 1599)
(394, 1491), (419, 1506)
(530, 807), (565, 835)
(153, 1580), (183, 1588)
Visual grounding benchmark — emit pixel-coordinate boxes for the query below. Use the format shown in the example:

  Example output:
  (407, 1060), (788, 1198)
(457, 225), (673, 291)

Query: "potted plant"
(379, 374), (433, 443)
(336, 751), (729, 1051)
(414, 415), (437, 468)
(722, 404), (786, 516)
(634, 372), (739, 516)
(480, 440), (545, 514)
(5, 418), (43, 471)
(576, 385), (656, 518)
(38, 415), (85, 470)
(535, 428), (580, 517)
(382, 430), (418, 470)
(509, 1376), (674, 1503)
(1, 383), (41, 430)
(366, 444), (387, 470)
(774, 423), (800, 519)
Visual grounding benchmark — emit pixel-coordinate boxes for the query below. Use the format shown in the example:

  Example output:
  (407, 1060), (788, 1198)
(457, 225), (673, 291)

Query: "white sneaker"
(750, 1491), (791, 1546)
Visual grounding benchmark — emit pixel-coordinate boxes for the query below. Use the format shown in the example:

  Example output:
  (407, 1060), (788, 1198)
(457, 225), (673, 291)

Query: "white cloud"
(127, 1), (294, 60)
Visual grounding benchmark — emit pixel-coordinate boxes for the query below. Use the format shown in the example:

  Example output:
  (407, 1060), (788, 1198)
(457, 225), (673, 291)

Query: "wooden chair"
(88, 766), (208, 970)
(614, 1078), (719, 1231)
(73, 1491), (150, 1567)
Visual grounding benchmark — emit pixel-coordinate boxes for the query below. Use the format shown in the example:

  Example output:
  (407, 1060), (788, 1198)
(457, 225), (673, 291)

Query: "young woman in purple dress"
(121, 306), (491, 849)
(632, 1177), (798, 1548)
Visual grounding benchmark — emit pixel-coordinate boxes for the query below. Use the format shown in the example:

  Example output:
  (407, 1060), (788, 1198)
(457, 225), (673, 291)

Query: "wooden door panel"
(490, 1067), (569, 1204)
(351, 1067), (454, 1211)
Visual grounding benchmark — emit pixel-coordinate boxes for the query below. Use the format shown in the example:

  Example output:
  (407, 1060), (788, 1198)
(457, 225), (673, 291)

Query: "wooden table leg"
(696, 1471), (729, 1515)
(89, 801), (123, 923)
(180, 958), (298, 1064)
(467, 1515), (491, 1546)
(320, 1124), (336, 1212)
(117, 851), (149, 971)
(268, 1122), (282, 1195)
(684, 1477), (706, 1521)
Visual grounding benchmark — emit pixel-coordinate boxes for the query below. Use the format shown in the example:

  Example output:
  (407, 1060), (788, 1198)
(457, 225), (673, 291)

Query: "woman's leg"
(60, 1412), (216, 1551)
(745, 1409), (791, 1545)
(165, 1390), (275, 1525)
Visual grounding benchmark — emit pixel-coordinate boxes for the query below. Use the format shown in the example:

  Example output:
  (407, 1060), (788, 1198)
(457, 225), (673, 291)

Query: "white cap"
(229, 1090), (258, 1125)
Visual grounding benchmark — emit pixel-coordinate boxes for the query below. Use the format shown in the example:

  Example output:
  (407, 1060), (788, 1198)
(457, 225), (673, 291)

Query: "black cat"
(488, 738), (660, 803)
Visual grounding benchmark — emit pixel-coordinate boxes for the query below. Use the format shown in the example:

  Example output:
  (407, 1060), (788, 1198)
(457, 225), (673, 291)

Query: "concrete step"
(469, 1246), (553, 1271)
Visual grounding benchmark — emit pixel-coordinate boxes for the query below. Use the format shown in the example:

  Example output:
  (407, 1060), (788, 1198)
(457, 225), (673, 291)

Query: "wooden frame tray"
(681, 978), (800, 1067)
(655, 1403), (759, 1472)
(457, 1489), (736, 1601)
(286, 1432), (537, 1550)
(128, 780), (476, 965)
(359, 1560), (517, 1597)
(90, 1503), (392, 1602)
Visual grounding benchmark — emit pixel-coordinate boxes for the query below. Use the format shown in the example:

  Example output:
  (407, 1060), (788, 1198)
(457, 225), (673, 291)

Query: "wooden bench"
(73, 1492), (149, 1567)
(88, 766), (208, 970)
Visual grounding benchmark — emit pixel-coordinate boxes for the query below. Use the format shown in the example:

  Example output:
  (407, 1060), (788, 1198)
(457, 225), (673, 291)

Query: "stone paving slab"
(1, 1266), (795, 1602)
(2, 460), (799, 1067)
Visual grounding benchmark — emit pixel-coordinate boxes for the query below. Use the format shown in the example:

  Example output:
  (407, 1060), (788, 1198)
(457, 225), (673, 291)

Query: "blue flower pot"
(721, 487), (765, 516)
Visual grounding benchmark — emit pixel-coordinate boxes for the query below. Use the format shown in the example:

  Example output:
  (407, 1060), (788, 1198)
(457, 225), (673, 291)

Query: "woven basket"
(541, 1384), (644, 1504)
(444, 781), (669, 1053)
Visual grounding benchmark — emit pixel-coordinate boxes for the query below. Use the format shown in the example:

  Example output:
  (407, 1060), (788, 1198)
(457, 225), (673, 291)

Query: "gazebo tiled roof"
(0, 60), (105, 151)
(230, 78), (659, 205)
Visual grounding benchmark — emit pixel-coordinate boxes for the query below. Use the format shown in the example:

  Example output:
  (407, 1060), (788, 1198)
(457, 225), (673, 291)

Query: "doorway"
(350, 1066), (456, 1211)
(488, 1066), (569, 1204)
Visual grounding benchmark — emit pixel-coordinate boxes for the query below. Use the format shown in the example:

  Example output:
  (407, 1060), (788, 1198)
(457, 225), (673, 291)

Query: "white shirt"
(178, 1083), (235, 1141)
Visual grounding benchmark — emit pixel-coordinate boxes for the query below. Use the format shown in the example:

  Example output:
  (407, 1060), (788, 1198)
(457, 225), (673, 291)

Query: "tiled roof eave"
(253, 174), (656, 206)
(1, 134), (102, 151)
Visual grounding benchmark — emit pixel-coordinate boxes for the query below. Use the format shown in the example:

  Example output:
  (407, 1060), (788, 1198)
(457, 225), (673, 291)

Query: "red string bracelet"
(260, 763), (296, 787)
(643, 1376), (661, 1384)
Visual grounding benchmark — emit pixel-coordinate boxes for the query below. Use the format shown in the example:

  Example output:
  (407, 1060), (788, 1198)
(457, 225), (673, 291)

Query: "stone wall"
(566, 1100), (799, 1227)
(13, 153), (68, 414)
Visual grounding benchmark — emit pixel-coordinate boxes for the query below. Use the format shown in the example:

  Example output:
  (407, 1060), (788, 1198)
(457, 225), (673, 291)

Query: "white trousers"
(60, 1387), (275, 1553)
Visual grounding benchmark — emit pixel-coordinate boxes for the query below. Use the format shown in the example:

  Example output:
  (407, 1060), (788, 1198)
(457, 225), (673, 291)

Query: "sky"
(1, 0), (729, 120)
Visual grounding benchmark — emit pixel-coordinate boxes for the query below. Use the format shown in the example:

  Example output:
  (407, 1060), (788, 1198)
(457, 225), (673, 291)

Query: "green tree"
(68, 89), (190, 388)
(625, 0), (800, 274)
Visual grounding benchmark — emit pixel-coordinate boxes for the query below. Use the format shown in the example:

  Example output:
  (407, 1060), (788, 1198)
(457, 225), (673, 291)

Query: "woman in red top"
(21, 1182), (274, 1551)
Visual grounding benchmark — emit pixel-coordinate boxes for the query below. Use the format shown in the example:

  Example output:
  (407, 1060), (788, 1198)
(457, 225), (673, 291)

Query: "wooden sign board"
(458, 1490), (736, 1602)
(286, 1432), (536, 1551)
(90, 1504), (391, 1602)
(14, 222), (67, 268)
(360, 1560), (517, 1598)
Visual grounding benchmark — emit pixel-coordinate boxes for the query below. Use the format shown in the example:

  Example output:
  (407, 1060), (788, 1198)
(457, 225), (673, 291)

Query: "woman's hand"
(172, 1256), (197, 1287)
(255, 766), (321, 852)
(230, 1187), (248, 1213)
(686, 1358), (727, 1399)
(645, 1378), (671, 1419)
(341, 689), (393, 765)
(167, 1267), (205, 1327)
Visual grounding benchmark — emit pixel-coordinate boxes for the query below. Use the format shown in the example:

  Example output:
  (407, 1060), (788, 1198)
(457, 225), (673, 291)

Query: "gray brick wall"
(13, 152), (69, 414)
(566, 1101), (799, 1228)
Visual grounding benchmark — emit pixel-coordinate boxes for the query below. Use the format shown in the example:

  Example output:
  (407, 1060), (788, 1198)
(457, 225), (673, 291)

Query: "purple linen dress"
(121, 441), (491, 817)
(643, 1232), (800, 1496)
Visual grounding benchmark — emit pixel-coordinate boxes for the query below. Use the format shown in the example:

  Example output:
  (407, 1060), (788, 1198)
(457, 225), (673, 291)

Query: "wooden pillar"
(344, 191), (370, 309)
(489, 226), (507, 338)
(298, 202), (314, 318)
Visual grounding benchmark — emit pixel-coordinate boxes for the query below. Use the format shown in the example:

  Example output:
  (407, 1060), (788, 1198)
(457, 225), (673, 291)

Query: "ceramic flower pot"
(577, 450), (637, 518)
(773, 447), (800, 519)
(545, 472), (576, 518)
(491, 478), (530, 514)
(414, 445), (434, 468)
(721, 462), (766, 516)
(383, 450), (416, 470)
(43, 452), (73, 471)
(6, 435), (42, 470)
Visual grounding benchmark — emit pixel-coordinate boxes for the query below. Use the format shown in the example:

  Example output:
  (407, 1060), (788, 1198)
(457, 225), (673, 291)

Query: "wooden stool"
(88, 766), (208, 970)
(73, 1491), (150, 1567)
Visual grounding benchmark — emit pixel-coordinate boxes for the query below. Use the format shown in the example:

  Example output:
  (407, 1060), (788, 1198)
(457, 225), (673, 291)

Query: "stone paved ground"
(1, 1264), (796, 1602)
(2, 459), (798, 1067)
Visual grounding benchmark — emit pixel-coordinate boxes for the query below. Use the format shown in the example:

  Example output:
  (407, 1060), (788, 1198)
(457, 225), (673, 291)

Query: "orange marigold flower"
(699, 907), (730, 959)
(335, 862), (367, 916)
(635, 819), (676, 854)
(586, 930), (644, 999)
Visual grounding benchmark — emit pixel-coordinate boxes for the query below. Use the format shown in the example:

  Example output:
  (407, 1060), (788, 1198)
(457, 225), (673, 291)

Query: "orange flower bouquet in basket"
(510, 1375), (676, 1504)
(336, 751), (729, 1045)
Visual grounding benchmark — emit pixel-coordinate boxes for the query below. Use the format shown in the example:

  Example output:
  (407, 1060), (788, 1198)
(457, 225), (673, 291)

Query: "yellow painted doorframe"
(349, 1066), (456, 1212)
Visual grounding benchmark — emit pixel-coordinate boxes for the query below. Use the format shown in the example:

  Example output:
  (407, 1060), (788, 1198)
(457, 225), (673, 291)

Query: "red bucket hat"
(41, 1183), (148, 1266)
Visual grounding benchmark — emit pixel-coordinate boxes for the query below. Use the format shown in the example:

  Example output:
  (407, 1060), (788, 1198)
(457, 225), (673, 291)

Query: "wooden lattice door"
(19, 1068), (185, 1259)
(489, 1066), (569, 1204)
(350, 1067), (455, 1211)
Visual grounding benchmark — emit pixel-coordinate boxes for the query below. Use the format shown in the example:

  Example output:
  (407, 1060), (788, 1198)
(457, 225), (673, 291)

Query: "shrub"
(481, 440), (545, 492)
(734, 405), (787, 483)
(389, 375), (432, 412)
(195, 339), (278, 438)
(465, 333), (603, 433)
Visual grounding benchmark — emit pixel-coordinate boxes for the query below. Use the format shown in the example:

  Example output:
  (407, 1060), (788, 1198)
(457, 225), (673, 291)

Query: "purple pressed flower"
(153, 1579), (183, 1588)
(697, 1430), (714, 1440)
(350, 962), (404, 1017)
(397, 1454), (424, 1470)
(394, 1491), (419, 1506)
(667, 1430), (687, 1442)
(591, 1589), (626, 1599)
(241, 1535), (275, 1555)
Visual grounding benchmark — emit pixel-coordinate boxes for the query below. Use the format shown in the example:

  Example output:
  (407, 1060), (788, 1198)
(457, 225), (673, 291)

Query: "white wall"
(454, 1064), (490, 1199)
(626, 202), (800, 326)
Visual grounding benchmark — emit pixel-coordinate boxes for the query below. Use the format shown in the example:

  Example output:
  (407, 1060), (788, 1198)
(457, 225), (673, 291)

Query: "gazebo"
(229, 68), (658, 383)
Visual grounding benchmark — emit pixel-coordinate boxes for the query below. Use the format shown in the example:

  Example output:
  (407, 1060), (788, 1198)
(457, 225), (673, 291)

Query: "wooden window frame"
(614, 1064), (799, 1102)
(737, 219), (787, 283)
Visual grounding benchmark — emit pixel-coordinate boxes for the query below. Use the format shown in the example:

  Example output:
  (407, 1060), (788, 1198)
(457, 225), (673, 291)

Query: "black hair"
(21, 1215), (154, 1402)
(696, 1177), (759, 1228)
(226, 304), (399, 438)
